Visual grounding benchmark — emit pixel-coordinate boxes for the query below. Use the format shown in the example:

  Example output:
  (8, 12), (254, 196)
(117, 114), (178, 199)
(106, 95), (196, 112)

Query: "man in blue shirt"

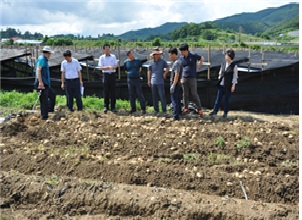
(124, 50), (146, 114)
(147, 48), (170, 114)
(179, 43), (204, 116)
(34, 46), (56, 120)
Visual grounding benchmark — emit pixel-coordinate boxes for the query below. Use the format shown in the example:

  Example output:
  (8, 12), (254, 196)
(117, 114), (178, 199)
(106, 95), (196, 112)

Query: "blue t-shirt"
(124, 58), (142, 78)
(179, 51), (201, 78)
(148, 58), (168, 85)
(170, 59), (182, 84)
(36, 55), (51, 86)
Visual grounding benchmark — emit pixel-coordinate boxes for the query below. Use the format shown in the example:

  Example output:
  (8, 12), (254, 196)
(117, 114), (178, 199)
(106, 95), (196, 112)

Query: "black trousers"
(35, 83), (56, 119)
(65, 78), (83, 111)
(103, 73), (116, 110)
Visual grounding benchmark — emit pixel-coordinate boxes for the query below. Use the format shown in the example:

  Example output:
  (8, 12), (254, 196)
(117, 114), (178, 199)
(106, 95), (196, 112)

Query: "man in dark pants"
(34, 46), (56, 120)
(124, 50), (146, 115)
(169, 47), (182, 121)
(61, 50), (83, 111)
(98, 43), (118, 113)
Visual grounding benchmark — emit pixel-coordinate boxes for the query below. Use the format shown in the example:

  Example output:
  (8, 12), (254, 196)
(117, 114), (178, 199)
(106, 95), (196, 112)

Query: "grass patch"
(0, 90), (139, 111)
(215, 136), (225, 149)
(236, 136), (252, 149)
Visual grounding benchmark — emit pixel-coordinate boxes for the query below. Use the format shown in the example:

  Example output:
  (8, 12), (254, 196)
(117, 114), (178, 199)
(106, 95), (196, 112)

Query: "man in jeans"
(61, 50), (83, 111)
(179, 43), (204, 116)
(98, 43), (118, 113)
(34, 46), (56, 120)
(168, 47), (182, 121)
(124, 50), (146, 115)
(147, 48), (170, 114)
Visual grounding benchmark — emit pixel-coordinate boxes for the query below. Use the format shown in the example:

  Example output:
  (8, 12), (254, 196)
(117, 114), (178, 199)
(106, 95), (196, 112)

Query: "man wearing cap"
(179, 43), (204, 116)
(147, 48), (170, 114)
(98, 43), (118, 113)
(34, 46), (56, 120)
(124, 50), (146, 115)
(61, 50), (83, 112)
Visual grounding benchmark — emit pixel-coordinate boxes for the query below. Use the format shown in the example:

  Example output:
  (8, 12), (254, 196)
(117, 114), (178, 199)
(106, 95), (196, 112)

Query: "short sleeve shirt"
(36, 55), (50, 86)
(179, 51), (201, 78)
(148, 58), (168, 84)
(170, 59), (182, 84)
(124, 58), (142, 78)
(61, 58), (82, 79)
(98, 54), (117, 73)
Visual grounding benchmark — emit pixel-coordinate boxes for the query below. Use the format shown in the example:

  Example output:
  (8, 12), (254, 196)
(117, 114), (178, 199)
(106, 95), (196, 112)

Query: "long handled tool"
(32, 89), (42, 112)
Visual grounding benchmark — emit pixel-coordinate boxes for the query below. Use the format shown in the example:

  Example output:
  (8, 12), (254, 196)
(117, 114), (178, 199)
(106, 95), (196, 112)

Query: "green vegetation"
(0, 90), (139, 111)
(215, 136), (225, 149)
(236, 136), (252, 149)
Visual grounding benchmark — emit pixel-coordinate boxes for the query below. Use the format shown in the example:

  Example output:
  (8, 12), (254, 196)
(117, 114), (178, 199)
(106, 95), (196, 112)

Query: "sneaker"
(198, 109), (203, 116)
(142, 110), (146, 115)
(111, 109), (117, 113)
(222, 113), (227, 118)
(183, 108), (189, 113)
(209, 111), (217, 116)
(104, 107), (108, 114)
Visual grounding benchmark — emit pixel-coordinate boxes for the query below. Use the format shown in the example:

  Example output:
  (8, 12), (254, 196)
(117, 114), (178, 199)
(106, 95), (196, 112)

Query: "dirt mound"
(0, 110), (299, 219)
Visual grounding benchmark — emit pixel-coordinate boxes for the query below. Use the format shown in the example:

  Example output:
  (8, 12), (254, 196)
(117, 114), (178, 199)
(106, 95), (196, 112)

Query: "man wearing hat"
(34, 46), (56, 120)
(61, 50), (83, 112)
(179, 43), (204, 116)
(147, 48), (170, 114)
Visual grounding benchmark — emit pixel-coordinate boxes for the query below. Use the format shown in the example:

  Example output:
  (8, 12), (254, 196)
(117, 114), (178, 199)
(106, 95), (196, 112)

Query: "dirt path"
(0, 110), (299, 219)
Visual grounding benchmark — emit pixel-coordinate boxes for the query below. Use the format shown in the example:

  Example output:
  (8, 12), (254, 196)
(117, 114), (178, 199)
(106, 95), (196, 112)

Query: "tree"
(152, 38), (161, 46)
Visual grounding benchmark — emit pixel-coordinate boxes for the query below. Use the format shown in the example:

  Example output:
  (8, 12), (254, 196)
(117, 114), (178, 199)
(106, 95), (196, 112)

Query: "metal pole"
(118, 39), (121, 79)
(261, 48), (264, 71)
(248, 47), (251, 73)
(207, 44), (211, 80)
(35, 46), (39, 60)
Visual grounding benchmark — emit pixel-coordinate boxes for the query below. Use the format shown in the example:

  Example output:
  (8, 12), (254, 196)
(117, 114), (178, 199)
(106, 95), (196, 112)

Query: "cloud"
(0, 0), (298, 37)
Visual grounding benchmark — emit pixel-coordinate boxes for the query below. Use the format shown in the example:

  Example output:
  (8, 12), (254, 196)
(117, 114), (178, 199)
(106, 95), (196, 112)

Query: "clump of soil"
(0, 110), (299, 219)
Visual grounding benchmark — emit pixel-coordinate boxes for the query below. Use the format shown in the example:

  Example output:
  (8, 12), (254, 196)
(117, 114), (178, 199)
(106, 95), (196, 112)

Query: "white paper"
(81, 86), (84, 95)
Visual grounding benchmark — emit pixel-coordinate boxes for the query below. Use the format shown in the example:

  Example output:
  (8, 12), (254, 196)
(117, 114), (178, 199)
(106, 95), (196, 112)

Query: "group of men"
(35, 43), (238, 121)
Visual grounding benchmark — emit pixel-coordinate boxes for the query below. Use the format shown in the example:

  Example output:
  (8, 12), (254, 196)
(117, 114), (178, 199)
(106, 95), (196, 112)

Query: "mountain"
(211, 3), (299, 34)
(118, 22), (187, 40)
(118, 3), (298, 40)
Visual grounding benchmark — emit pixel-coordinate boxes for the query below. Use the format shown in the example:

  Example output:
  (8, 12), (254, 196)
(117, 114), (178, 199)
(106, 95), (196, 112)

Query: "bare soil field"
(0, 110), (299, 219)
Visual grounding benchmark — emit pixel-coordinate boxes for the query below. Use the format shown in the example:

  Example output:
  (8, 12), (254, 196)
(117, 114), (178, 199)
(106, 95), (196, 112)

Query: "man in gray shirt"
(147, 48), (170, 113)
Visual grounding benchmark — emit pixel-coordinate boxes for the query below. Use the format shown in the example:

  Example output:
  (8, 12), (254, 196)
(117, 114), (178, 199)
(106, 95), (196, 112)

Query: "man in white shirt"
(61, 50), (83, 111)
(98, 43), (118, 113)
(209, 49), (238, 117)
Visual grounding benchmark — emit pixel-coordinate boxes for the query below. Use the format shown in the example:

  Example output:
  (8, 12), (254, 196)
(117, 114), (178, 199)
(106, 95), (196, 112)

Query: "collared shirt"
(61, 58), (82, 79)
(98, 54), (117, 73)
(218, 61), (238, 86)
(179, 51), (201, 78)
(124, 57), (142, 78)
(36, 55), (51, 86)
(148, 58), (168, 85)
(170, 59), (182, 84)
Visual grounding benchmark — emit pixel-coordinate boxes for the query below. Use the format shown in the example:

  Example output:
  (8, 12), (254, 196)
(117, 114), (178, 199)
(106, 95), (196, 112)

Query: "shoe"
(183, 108), (189, 113)
(222, 113), (227, 118)
(111, 109), (117, 113)
(129, 109), (136, 114)
(198, 109), (203, 116)
(142, 110), (146, 115)
(104, 107), (108, 114)
(209, 111), (217, 116)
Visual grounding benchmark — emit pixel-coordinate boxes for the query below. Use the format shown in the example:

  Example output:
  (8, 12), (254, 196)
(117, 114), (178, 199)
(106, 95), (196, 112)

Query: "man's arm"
(61, 71), (65, 90)
(37, 66), (44, 89)
(147, 70), (151, 87)
(231, 65), (238, 93)
(196, 56), (204, 72)
(78, 71), (83, 85)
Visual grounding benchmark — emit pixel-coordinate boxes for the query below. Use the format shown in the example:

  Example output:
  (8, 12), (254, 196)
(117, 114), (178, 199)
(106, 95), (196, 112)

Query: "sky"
(0, 0), (299, 37)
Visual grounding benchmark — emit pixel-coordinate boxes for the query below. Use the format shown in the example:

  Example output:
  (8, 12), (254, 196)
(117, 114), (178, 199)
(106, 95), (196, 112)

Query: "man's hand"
(231, 85), (236, 93)
(61, 83), (65, 90)
(38, 82), (45, 89)
(170, 84), (175, 93)
(148, 81), (151, 87)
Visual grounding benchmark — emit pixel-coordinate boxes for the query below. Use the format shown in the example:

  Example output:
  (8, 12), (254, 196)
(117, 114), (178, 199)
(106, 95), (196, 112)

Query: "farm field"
(0, 109), (299, 219)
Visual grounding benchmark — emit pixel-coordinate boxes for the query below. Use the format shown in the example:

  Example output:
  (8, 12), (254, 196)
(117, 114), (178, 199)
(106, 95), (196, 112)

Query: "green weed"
(215, 136), (225, 149)
(236, 136), (252, 149)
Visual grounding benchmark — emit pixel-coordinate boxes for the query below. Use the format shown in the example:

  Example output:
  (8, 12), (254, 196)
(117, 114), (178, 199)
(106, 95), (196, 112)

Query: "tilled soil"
(0, 110), (299, 219)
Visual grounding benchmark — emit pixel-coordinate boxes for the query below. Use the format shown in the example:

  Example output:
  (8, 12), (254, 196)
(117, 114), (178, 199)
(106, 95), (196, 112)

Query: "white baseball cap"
(41, 46), (53, 53)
